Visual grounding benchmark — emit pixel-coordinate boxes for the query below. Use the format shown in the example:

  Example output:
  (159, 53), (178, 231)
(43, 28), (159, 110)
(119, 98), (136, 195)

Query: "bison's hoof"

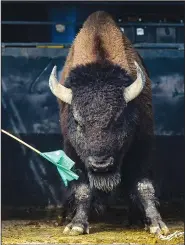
(146, 219), (169, 235)
(63, 223), (89, 236)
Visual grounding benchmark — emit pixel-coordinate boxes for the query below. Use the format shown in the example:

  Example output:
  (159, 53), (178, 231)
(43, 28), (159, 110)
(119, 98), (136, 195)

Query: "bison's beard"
(88, 171), (121, 192)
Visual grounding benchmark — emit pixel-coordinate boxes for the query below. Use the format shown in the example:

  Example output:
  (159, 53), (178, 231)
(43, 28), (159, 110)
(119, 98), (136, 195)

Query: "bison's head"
(49, 61), (146, 192)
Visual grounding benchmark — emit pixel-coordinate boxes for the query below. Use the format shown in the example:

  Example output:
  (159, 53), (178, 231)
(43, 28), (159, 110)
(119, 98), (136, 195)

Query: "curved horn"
(49, 66), (72, 104)
(124, 61), (146, 103)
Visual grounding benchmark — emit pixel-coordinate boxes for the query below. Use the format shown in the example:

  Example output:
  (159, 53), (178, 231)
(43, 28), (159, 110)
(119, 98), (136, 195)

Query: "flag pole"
(1, 129), (79, 186)
(1, 129), (41, 154)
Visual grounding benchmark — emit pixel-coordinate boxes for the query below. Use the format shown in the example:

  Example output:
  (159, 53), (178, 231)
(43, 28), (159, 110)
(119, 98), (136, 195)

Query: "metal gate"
(2, 44), (184, 209)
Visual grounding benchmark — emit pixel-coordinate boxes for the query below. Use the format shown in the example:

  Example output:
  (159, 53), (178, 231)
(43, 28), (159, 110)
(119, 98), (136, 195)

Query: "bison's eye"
(74, 118), (84, 131)
(74, 118), (79, 125)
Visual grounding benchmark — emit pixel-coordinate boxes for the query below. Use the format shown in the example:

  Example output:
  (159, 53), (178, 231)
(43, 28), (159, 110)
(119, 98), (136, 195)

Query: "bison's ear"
(49, 66), (72, 104)
(123, 61), (146, 103)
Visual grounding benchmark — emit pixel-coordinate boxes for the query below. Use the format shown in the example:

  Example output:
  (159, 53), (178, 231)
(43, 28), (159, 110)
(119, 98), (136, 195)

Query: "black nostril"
(108, 157), (114, 165)
(87, 156), (95, 165)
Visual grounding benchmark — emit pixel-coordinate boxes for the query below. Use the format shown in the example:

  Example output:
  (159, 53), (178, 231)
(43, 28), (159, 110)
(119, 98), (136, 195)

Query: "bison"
(49, 11), (169, 236)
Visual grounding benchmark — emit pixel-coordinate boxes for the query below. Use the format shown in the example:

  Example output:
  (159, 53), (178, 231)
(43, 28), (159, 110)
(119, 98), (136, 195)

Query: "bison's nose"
(87, 156), (114, 172)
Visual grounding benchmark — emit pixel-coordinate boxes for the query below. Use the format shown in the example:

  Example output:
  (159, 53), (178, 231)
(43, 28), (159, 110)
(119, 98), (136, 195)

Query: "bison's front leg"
(131, 178), (169, 235)
(63, 183), (91, 236)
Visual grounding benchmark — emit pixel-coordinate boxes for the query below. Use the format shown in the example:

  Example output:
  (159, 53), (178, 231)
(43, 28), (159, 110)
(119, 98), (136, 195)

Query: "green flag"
(40, 150), (79, 186)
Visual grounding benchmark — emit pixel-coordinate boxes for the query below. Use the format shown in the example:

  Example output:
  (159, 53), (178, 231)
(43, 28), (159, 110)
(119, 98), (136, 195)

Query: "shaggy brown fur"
(59, 11), (153, 139)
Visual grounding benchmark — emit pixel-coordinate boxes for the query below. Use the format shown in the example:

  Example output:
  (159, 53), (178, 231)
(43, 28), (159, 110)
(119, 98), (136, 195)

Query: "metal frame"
(2, 21), (184, 27)
(1, 43), (184, 50)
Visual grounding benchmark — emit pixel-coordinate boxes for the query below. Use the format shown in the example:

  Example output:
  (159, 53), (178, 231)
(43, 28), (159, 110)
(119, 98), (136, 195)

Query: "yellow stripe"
(37, 45), (64, 48)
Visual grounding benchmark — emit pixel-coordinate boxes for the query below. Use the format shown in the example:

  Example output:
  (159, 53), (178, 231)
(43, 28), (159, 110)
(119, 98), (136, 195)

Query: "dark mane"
(65, 61), (133, 89)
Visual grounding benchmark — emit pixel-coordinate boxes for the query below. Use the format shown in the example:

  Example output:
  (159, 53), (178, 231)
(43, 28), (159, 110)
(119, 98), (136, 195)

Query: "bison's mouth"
(85, 155), (121, 192)
(86, 156), (115, 173)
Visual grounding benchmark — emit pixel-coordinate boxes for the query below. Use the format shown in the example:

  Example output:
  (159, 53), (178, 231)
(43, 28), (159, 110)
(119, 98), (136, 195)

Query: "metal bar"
(1, 42), (184, 50)
(2, 21), (74, 25)
(81, 1), (184, 5)
(118, 23), (184, 27)
(2, 21), (184, 27)
(133, 43), (184, 50)
(1, 43), (71, 48)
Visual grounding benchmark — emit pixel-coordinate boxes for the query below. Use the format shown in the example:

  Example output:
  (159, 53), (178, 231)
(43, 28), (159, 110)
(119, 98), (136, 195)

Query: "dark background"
(1, 1), (184, 216)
